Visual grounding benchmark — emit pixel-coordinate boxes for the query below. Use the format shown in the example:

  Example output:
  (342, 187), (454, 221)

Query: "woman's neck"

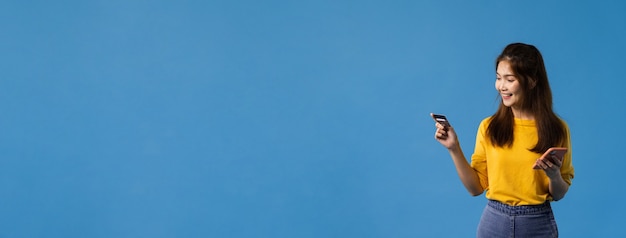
(511, 107), (534, 120)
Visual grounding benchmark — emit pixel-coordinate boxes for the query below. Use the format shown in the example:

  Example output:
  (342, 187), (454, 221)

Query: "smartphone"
(431, 113), (451, 127)
(533, 147), (568, 169)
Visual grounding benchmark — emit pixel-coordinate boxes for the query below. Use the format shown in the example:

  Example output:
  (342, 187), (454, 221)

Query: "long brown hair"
(486, 43), (566, 153)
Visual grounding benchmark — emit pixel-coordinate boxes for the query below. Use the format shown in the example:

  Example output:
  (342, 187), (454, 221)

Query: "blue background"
(1, 0), (625, 237)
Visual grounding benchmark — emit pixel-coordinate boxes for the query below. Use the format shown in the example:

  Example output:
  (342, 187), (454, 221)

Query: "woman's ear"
(530, 78), (537, 89)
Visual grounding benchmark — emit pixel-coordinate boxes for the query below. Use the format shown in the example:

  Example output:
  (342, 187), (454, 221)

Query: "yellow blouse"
(471, 117), (575, 206)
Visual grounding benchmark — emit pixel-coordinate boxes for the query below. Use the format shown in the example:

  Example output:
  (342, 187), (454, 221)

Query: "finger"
(435, 132), (446, 139)
(535, 159), (553, 170)
(554, 161), (562, 168)
(536, 159), (548, 170)
(438, 128), (448, 137)
(552, 156), (563, 167)
(536, 159), (544, 168)
(435, 123), (446, 130)
(435, 126), (442, 133)
(543, 156), (561, 169)
(435, 130), (448, 139)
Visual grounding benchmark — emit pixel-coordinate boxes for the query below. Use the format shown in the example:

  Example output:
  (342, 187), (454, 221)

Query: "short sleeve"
(471, 118), (490, 191)
(560, 121), (575, 185)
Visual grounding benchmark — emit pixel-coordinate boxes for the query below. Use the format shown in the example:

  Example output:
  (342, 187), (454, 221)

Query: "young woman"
(433, 43), (574, 238)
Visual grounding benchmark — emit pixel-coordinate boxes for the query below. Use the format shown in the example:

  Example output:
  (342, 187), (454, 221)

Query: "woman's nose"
(497, 82), (505, 91)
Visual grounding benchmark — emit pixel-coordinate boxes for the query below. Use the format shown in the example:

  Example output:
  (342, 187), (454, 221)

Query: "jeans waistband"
(487, 200), (552, 216)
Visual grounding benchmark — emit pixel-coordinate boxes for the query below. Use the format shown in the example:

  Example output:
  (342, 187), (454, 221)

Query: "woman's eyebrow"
(496, 73), (515, 77)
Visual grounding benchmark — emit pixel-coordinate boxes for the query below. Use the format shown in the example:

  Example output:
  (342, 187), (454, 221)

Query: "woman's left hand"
(533, 155), (562, 179)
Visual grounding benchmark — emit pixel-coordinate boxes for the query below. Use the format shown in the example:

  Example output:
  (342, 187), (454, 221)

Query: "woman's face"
(496, 60), (523, 110)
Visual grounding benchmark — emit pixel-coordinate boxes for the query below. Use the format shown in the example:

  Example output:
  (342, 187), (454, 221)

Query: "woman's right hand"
(434, 122), (459, 150)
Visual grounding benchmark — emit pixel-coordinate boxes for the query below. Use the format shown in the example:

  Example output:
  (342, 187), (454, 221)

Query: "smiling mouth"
(502, 93), (513, 97)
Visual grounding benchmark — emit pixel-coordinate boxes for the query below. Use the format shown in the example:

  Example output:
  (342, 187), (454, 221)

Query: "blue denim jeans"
(476, 200), (558, 238)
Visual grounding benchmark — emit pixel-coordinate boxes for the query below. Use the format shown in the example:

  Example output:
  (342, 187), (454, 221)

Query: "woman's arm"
(535, 156), (570, 200)
(434, 122), (484, 196)
(447, 144), (485, 196)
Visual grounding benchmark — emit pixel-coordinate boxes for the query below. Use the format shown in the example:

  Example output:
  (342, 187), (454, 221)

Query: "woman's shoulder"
(556, 116), (571, 132)
(479, 116), (493, 125)
(557, 116), (569, 125)
(476, 116), (494, 131)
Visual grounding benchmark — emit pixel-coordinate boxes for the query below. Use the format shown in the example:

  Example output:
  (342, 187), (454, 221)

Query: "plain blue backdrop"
(1, 0), (625, 237)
